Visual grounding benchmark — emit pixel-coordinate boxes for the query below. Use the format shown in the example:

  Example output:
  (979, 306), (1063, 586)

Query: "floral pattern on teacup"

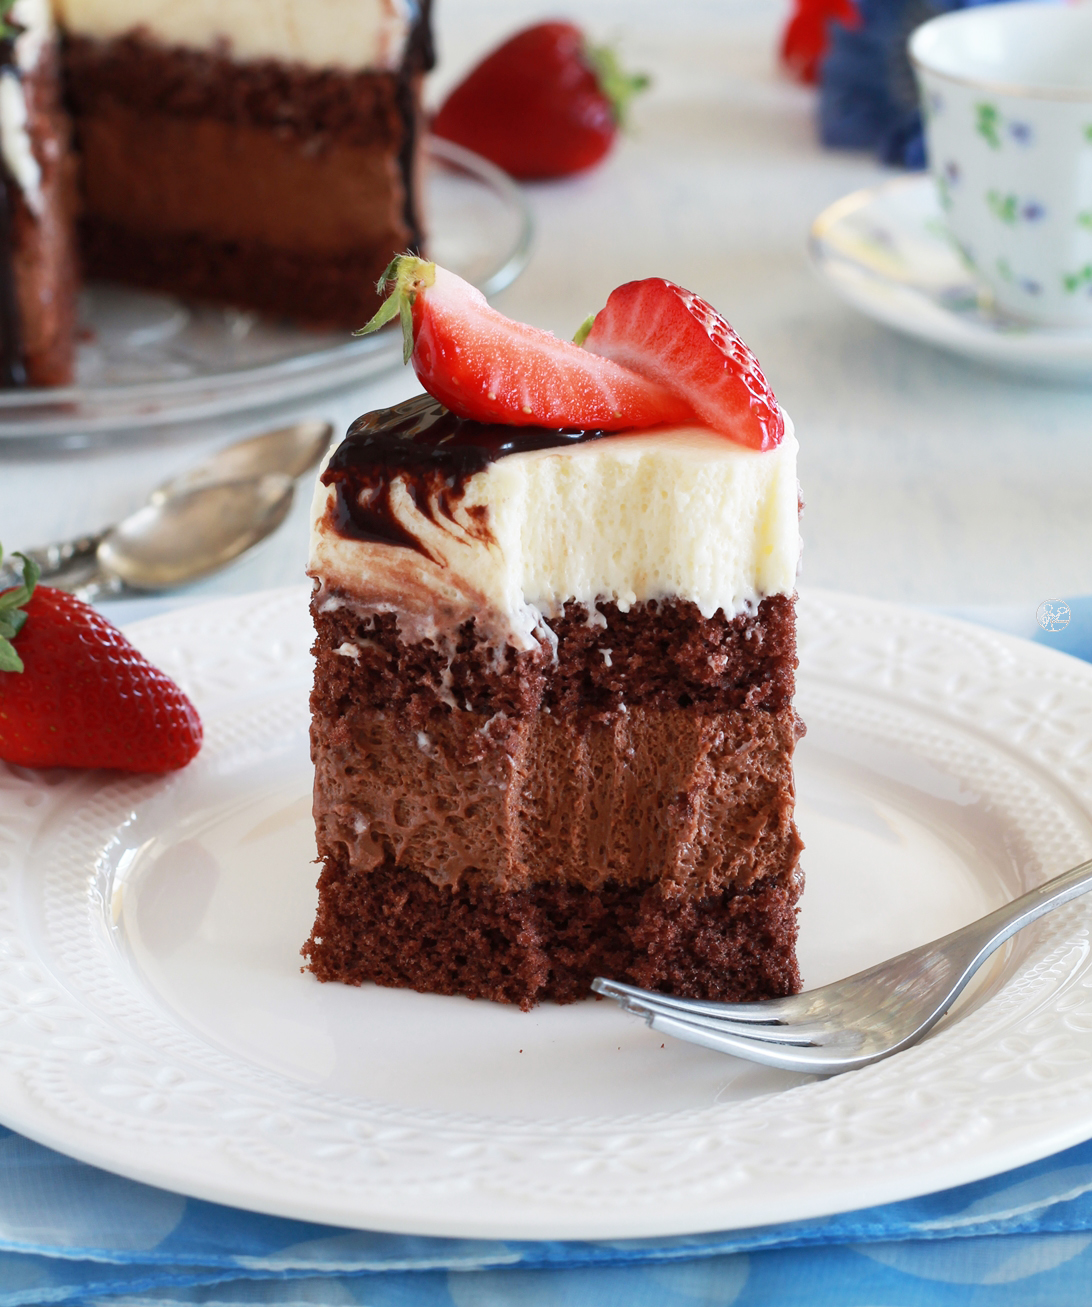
(976, 103), (1002, 148)
(912, 2), (1092, 326)
(975, 103), (1036, 150)
(986, 191), (1046, 225)
(937, 161), (961, 211)
(915, 72), (1092, 324)
(1063, 266), (1092, 297)
(995, 258), (1042, 297)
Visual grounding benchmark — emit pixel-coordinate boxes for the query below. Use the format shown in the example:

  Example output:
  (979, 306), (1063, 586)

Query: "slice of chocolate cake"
(304, 391), (804, 1009)
(58, 0), (433, 327)
(0, 0), (78, 386)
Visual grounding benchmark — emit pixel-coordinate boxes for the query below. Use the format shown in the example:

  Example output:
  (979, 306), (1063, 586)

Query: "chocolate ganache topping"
(322, 393), (609, 558)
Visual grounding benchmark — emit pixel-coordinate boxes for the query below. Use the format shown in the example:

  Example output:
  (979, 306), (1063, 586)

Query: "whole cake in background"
(0, 0), (79, 385)
(0, 0), (434, 386)
(304, 258), (805, 1010)
(59, 0), (433, 326)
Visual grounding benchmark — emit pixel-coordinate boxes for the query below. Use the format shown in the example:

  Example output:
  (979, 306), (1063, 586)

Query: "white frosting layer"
(309, 417), (801, 653)
(0, 0), (53, 215)
(14, 0), (53, 70)
(52, 0), (416, 71)
(0, 71), (41, 213)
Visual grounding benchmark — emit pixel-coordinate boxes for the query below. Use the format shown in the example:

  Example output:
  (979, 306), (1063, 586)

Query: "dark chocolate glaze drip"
(397, 0), (434, 255)
(0, 33), (26, 388)
(322, 393), (608, 558)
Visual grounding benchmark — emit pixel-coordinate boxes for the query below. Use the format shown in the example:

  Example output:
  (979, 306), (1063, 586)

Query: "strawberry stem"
(573, 313), (596, 347)
(0, 545), (39, 674)
(584, 42), (650, 128)
(355, 255), (437, 365)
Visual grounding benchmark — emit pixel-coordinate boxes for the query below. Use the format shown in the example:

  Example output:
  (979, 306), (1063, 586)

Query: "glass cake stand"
(0, 137), (533, 444)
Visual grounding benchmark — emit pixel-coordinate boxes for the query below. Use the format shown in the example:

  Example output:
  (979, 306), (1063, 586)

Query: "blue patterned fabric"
(4, 597), (1090, 1304)
(5, 1122), (1092, 1303)
(818, 0), (1024, 168)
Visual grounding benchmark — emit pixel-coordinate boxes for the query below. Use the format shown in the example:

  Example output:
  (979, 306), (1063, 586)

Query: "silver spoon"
(85, 474), (296, 598)
(593, 855), (1092, 1075)
(15, 418), (333, 587)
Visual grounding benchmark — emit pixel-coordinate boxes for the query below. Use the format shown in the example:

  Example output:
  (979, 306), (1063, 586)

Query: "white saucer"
(809, 175), (1092, 384)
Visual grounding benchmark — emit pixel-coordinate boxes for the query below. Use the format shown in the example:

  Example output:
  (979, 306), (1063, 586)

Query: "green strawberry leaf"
(0, 546), (38, 674)
(0, 608), (26, 640)
(355, 255), (436, 365)
(585, 42), (650, 129)
(0, 0), (24, 42)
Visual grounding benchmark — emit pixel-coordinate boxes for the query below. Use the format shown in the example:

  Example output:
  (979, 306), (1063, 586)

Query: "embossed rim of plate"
(4, 586), (1092, 1240)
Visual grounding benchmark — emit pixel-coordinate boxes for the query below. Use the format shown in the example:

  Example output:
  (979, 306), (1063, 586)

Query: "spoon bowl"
(97, 474), (295, 591)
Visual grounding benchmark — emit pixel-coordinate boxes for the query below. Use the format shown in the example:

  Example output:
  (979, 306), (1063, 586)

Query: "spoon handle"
(66, 570), (127, 603)
(1, 533), (106, 588)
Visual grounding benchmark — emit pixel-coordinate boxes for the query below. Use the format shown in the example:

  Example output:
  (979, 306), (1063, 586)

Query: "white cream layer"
(0, 0), (53, 215)
(52, 0), (416, 71)
(309, 417), (801, 653)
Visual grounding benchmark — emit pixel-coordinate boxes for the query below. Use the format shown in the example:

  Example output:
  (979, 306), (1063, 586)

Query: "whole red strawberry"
(431, 21), (649, 181)
(781, 0), (860, 83)
(0, 552), (202, 773)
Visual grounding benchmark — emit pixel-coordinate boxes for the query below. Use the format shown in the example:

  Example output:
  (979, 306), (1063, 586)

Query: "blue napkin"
(7, 1122), (1092, 1304)
(818, 0), (1025, 168)
(4, 596), (1090, 1305)
(1032, 597), (1092, 665)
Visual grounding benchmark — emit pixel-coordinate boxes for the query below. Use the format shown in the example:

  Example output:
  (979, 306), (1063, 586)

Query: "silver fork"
(591, 857), (1092, 1075)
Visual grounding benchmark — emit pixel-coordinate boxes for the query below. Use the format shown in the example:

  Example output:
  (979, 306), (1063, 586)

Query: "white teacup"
(909, 3), (1092, 328)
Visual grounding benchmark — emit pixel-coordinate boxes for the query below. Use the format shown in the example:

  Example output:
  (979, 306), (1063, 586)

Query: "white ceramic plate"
(0, 137), (532, 442)
(4, 587), (1092, 1240)
(810, 175), (1092, 383)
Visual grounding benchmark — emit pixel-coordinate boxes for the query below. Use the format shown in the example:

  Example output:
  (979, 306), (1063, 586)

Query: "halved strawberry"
(577, 279), (785, 450)
(358, 256), (693, 430)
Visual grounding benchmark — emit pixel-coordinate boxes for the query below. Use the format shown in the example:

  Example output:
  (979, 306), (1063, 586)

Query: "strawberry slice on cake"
(577, 278), (785, 449)
(360, 255), (693, 430)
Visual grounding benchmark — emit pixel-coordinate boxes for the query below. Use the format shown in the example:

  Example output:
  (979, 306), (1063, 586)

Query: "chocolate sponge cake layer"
(304, 861), (803, 1009)
(78, 219), (410, 327)
(313, 592), (797, 721)
(63, 33), (430, 325)
(306, 592), (804, 1006)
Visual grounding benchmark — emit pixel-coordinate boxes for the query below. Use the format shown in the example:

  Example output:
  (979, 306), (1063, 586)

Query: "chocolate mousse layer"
(304, 594), (804, 1007)
(63, 29), (432, 326)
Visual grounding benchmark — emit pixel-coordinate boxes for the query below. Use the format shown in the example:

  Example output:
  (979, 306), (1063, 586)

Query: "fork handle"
(959, 856), (1092, 960)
